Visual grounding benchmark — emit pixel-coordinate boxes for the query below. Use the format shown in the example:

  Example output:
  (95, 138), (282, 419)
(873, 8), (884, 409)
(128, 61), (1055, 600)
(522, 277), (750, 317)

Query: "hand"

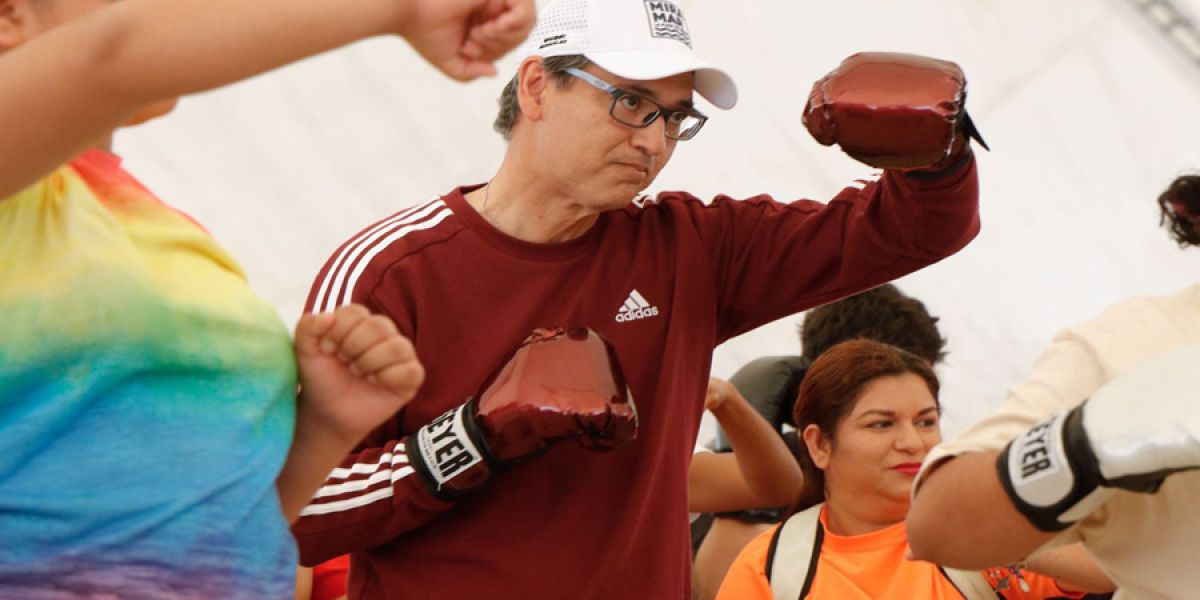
(395, 0), (536, 81)
(997, 343), (1200, 531)
(406, 327), (638, 500)
(294, 304), (424, 444)
(705, 377), (737, 412)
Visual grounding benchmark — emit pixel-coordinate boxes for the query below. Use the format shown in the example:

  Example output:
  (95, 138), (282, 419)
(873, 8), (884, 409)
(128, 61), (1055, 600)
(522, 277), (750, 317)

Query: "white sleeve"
(916, 327), (1107, 487)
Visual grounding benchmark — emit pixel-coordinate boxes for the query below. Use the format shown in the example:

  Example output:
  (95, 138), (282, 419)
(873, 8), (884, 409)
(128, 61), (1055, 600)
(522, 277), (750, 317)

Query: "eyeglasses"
(564, 68), (708, 141)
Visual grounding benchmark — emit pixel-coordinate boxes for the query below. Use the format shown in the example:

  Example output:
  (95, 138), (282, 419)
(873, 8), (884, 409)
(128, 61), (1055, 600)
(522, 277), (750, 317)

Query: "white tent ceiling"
(115, 0), (1200, 438)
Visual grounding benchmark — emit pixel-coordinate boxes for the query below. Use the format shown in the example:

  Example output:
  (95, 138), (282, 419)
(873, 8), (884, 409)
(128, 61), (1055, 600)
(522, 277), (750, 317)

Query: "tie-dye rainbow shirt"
(0, 149), (298, 598)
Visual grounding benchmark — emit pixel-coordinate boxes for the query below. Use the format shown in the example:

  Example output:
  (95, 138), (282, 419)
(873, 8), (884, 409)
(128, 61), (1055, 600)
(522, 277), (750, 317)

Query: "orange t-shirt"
(715, 508), (1081, 600)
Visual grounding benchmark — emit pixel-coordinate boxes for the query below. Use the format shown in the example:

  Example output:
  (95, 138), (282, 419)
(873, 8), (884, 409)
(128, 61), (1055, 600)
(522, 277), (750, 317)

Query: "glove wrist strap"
(996, 406), (1108, 531)
(407, 401), (494, 501)
(904, 147), (973, 180)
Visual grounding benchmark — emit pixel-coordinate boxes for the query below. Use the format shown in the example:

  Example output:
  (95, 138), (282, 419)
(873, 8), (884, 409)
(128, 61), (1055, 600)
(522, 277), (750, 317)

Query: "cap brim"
(585, 49), (738, 110)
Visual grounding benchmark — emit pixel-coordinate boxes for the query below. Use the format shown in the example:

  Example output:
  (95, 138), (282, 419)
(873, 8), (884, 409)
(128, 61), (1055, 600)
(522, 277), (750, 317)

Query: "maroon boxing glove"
(803, 52), (987, 171)
(406, 327), (637, 500)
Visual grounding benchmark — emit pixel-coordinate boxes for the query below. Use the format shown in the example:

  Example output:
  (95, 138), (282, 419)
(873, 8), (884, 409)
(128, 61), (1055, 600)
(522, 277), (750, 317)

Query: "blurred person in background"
(717, 340), (1113, 599)
(692, 284), (948, 600)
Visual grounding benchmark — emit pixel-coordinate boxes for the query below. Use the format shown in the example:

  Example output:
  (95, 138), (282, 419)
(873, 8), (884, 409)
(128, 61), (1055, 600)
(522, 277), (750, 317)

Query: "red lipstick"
(891, 462), (922, 476)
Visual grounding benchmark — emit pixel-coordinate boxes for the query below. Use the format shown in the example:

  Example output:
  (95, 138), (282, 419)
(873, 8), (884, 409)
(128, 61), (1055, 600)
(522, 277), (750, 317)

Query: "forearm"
(710, 395), (803, 506)
(0, 0), (403, 197)
(277, 406), (364, 524)
(290, 433), (457, 565)
(882, 156), (980, 258)
(285, 303), (436, 553)
(907, 451), (1056, 568)
(294, 566), (314, 600)
(1025, 543), (1115, 594)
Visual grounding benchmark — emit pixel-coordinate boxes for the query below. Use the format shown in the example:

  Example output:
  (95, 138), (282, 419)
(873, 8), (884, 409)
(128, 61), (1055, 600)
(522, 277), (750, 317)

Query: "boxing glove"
(803, 52), (987, 171)
(407, 327), (637, 500)
(996, 344), (1200, 531)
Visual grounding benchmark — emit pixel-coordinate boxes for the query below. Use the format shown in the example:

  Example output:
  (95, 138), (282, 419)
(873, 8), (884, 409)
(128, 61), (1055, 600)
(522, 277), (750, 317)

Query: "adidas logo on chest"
(615, 289), (660, 323)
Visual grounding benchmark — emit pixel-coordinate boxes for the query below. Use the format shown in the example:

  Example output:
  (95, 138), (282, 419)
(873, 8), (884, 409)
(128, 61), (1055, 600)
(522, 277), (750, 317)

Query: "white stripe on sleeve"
(313, 198), (443, 313)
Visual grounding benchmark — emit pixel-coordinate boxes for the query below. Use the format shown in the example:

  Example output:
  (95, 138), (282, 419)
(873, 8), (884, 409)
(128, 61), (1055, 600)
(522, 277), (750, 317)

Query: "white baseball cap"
(515, 0), (738, 110)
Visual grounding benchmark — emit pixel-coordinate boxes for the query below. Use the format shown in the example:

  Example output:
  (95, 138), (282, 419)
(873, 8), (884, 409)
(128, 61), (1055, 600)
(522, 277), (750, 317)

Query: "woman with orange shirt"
(716, 339), (1113, 600)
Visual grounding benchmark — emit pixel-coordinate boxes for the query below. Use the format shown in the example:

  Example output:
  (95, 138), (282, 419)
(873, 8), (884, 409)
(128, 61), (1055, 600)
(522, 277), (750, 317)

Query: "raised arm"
(911, 343), (1200, 570)
(292, 327), (638, 565)
(906, 327), (1107, 566)
(702, 55), (984, 341)
(907, 451), (1055, 568)
(908, 456), (1116, 592)
(0, 0), (533, 198)
(1025, 543), (1116, 594)
(279, 304), (424, 523)
(688, 378), (803, 513)
(290, 430), (454, 565)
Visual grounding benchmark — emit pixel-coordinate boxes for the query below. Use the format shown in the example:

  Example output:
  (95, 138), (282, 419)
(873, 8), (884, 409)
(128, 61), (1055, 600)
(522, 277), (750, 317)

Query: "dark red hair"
(1158, 174), (1200, 247)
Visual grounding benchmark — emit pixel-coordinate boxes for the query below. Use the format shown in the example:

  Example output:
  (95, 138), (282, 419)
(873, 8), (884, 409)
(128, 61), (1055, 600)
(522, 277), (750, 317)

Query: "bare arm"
(907, 332), (1115, 569)
(294, 566), (313, 600)
(1025, 543), (1115, 594)
(688, 378), (803, 513)
(0, 0), (533, 198)
(277, 305), (423, 523)
(906, 452), (1056, 569)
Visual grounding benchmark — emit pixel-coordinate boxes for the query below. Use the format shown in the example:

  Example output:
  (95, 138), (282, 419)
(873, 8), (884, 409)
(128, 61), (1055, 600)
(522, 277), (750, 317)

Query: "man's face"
(537, 65), (695, 211)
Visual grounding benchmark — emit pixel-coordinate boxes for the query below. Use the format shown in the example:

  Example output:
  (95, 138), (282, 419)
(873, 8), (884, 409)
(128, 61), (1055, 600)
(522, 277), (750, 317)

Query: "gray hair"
(493, 55), (593, 140)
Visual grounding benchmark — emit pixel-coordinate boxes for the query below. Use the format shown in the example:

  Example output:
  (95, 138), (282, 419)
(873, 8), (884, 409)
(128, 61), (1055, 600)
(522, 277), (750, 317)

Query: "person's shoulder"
(616, 190), (791, 219)
(308, 193), (466, 309)
(603, 192), (701, 230)
(3, 166), (59, 204)
(328, 194), (466, 265)
(623, 190), (704, 212)
(1091, 283), (1199, 321)
(1134, 282), (1200, 318)
(1062, 284), (1200, 350)
(5, 153), (147, 220)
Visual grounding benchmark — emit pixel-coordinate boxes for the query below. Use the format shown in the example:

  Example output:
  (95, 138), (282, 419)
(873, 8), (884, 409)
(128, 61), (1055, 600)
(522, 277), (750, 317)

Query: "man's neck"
(465, 157), (603, 244)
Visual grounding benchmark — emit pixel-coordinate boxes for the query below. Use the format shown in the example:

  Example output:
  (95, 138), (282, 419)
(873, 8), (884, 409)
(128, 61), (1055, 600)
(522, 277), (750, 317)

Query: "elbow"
(905, 513), (994, 570)
(904, 510), (939, 563)
(905, 500), (957, 565)
(904, 529), (941, 565)
(906, 528), (973, 568)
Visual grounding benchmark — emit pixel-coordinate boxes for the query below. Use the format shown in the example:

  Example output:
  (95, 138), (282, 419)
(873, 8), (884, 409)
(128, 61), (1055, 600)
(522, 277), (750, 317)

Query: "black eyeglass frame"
(563, 67), (708, 141)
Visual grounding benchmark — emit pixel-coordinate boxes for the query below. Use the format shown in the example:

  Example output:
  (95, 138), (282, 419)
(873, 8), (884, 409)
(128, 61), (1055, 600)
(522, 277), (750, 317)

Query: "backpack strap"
(941, 566), (1002, 600)
(765, 505), (999, 600)
(766, 503), (824, 600)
